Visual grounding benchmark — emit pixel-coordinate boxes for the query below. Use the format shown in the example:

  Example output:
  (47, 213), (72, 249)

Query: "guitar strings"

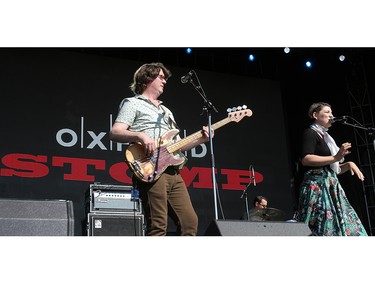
(135, 146), (169, 167)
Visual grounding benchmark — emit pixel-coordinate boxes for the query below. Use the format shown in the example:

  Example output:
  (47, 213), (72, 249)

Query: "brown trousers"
(136, 168), (198, 236)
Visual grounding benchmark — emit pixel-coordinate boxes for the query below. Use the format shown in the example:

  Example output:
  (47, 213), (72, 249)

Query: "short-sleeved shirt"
(115, 95), (179, 141)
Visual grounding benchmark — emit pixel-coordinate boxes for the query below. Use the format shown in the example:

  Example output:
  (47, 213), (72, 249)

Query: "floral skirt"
(297, 167), (368, 236)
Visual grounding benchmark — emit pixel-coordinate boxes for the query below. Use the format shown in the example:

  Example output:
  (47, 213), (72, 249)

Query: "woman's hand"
(342, 161), (365, 181)
(334, 142), (352, 161)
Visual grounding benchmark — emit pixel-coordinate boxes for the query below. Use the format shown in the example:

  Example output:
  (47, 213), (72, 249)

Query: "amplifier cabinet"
(89, 183), (142, 213)
(87, 212), (145, 236)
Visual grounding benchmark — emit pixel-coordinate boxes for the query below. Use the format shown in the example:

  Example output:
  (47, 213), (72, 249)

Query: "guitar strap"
(160, 104), (180, 131)
(160, 104), (187, 169)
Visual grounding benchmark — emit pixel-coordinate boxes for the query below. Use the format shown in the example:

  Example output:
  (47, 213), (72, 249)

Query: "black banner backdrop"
(0, 49), (293, 235)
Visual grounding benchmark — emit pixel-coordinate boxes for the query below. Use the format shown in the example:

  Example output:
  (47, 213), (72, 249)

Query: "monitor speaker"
(0, 198), (74, 236)
(204, 219), (311, 236)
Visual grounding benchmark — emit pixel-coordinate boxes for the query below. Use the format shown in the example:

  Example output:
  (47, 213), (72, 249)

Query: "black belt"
(164, 166), (180, 175)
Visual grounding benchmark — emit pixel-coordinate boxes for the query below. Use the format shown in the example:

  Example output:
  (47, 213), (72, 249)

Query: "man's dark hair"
(253, 195), (267, 207)
(130, 62), (172, 95)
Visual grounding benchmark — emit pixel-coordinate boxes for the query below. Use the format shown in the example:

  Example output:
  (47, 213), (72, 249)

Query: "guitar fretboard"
(167, 109), (251, 153)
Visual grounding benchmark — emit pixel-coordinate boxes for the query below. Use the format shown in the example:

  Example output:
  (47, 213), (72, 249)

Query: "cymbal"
(249, 207), (286, 221)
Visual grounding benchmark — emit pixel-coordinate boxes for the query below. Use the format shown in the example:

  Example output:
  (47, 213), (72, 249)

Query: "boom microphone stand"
(181, 70), (220, 219)
(335, 116), (375, 235)
(335, 115), (375, 153)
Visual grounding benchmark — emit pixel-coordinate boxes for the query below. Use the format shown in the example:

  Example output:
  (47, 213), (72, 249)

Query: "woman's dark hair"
(307, 102), (331, 119)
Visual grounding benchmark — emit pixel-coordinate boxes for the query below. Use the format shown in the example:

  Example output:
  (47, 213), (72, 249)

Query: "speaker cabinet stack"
(87, 183), (145, 236)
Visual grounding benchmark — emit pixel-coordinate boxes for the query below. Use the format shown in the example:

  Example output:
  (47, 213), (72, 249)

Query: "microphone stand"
(339, 117), (375, 235)
(240, 182), (251, 221)
(339, 119), (375, 133)
(185, 70), (220, 220)
(339, 118), (375, 151)
(240, 165), (255, 221)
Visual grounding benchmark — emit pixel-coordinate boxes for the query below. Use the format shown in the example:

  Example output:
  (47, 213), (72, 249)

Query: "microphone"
(331, 116), (348, 123)
(181, 71), (193, 84)
(241, 164), (254, 199)
(251, 165), (256, 186)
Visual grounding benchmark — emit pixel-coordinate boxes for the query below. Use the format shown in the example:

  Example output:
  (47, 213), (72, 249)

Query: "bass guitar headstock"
(226, 105), (253, 122)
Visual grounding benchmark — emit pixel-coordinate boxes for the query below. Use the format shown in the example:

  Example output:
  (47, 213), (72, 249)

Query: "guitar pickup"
(130, 161), (144, 178)
(132, 161), (141, 171)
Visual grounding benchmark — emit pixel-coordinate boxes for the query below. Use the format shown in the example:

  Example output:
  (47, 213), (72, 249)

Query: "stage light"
(185, 48), (192, 55)
(339, 55), (345, 62)
(305, 61), (312, 68)
(248, 54), (255, 62)
(284, 47), (290, 54)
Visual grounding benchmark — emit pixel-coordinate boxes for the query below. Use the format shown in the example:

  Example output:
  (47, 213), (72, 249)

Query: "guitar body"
(125, 105), (252, 183)
(125, 129), (186, 183)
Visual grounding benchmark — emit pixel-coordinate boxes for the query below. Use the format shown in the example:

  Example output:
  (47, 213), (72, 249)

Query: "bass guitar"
(125, 105), (252, 183)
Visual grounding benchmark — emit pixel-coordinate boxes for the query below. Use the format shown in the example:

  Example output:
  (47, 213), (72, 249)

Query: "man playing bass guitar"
(109, 62), (212, 236)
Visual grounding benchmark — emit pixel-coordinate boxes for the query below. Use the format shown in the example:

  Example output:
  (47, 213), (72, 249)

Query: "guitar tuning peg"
(242, 105), (247, 109)
(237, 106), (242, 111)
(227, 108), (232, 113)
(231, 107), (237, 112)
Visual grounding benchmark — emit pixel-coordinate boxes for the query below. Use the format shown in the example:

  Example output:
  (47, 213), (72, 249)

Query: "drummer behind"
(253, 195), (268, 209)
(241, 195), (268, 221)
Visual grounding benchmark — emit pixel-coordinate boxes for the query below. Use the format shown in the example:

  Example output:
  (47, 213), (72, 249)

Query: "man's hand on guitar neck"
(202, 126), (214, 141)
(180, 126), (214, 152)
